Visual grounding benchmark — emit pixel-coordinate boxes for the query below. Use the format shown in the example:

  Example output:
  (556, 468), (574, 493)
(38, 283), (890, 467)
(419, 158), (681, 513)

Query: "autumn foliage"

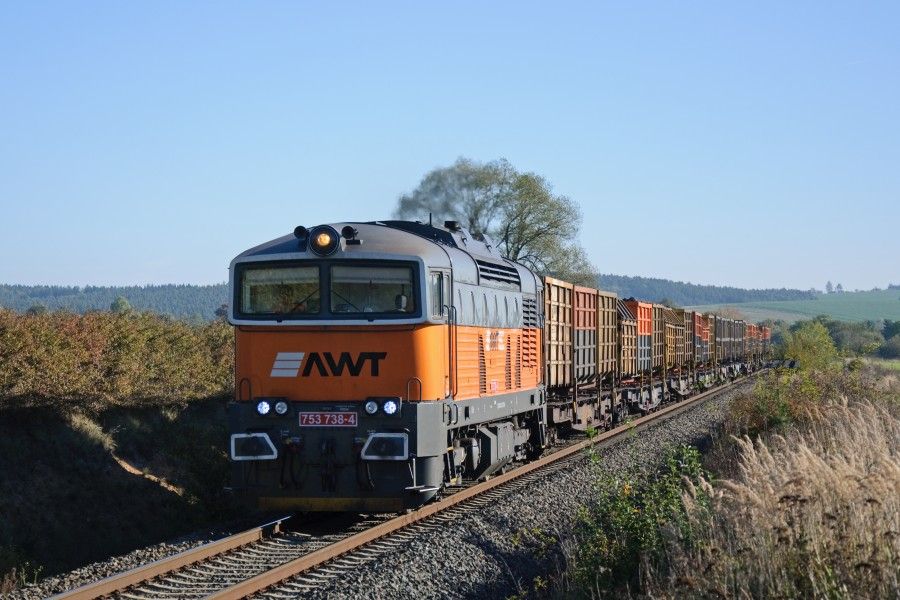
(0, 308), (233, 410)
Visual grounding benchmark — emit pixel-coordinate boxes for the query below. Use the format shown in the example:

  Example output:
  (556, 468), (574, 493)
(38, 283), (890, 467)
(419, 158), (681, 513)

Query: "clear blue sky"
(1, 2), (898, 291)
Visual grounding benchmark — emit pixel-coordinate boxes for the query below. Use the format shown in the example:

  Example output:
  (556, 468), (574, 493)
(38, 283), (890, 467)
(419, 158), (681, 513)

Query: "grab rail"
(406, 377), (423, 403)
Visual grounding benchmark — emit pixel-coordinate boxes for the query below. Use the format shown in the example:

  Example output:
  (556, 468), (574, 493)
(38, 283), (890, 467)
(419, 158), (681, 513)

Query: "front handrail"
(406, 377), (423, 403)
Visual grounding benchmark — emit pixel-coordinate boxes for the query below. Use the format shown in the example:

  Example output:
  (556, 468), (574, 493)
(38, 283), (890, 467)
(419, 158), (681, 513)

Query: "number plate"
(298, 412), (358, 427)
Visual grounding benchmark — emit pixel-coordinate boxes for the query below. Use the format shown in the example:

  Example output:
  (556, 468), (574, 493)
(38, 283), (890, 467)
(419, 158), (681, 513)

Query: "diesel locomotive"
(226, 220), (770, 512)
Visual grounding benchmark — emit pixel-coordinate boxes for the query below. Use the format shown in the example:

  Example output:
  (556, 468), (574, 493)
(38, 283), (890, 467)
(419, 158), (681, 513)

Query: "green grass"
(866, 357), (900, 372)
(690, 289), (900, 323)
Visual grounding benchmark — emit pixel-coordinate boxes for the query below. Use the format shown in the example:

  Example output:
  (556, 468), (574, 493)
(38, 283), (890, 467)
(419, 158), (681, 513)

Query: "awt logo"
(270, 352), (387, 378)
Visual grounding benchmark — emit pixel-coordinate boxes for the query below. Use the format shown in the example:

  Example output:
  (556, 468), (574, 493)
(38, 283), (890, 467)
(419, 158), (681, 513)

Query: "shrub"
(878, 334), (900, 359)
(727, 361), (886, 436)
(568, 445), (710, 595)
(0, 309), (233, 410)
(782, 320), (838, 370)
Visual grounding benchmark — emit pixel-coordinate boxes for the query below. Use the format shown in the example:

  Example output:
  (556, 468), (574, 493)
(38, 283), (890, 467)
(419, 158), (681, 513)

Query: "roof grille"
(476, 259), (520, 287)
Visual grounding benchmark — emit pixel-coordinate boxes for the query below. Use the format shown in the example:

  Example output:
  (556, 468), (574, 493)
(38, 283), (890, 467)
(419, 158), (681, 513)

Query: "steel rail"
(51, 516), (292, 600)
(208, 377), (749, 600)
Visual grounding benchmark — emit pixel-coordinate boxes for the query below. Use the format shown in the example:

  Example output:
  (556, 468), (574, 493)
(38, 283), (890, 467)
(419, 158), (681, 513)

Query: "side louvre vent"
(476, 259), (520, 288)
(478, 335), (487, 395)
(523, 328), (538, 369)
(514, 335), (522, 389)
(505, 340), (512, 390)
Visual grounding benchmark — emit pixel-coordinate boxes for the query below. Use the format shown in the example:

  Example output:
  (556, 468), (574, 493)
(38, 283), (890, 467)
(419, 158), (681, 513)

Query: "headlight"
(382, 399), (399, 415)
(364, 400), (379, 415)
(274, 401), (289, 415)
(256, 400), (271, 415)
(308, 225), (340, 256)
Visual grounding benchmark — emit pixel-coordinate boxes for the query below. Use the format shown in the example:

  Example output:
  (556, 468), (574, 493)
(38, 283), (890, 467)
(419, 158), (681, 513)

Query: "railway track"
(53, 377), (752, 600)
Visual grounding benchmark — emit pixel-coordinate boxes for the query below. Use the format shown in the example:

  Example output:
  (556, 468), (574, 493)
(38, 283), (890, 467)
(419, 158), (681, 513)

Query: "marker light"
(293, 226), (309, 249)
(364, 400), (379, 415)
(274, 401), (289, 415)
(256, 400), (271, 416)
(382, 399), (399, 415)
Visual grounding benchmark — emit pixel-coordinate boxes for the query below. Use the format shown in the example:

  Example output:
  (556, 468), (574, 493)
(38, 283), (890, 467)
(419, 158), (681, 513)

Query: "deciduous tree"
(395, 157), (596, 284)
(110, 296), (131, 314)
(782, 321), (837, 371)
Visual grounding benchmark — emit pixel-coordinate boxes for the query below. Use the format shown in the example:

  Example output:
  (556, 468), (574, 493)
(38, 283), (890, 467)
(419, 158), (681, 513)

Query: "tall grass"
(0, 308), (233, 410)
(559, 366), (899, 599)
(650, 396), (900, 598)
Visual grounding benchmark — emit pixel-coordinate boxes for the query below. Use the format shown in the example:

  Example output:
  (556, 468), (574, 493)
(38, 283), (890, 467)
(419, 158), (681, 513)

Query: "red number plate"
(298, 412), (358, 427)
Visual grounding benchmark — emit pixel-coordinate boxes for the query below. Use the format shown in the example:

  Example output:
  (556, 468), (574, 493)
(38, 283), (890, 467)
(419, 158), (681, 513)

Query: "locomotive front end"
(227, 223), (451, 512)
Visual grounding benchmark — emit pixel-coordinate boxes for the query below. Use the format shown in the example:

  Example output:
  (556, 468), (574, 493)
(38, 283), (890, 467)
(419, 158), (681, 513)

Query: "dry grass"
(552, 366), (900, 599)
(650, 397), (900, 598)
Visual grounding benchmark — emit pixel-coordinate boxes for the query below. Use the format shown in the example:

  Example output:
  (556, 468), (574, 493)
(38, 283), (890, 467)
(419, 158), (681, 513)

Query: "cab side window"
(430, 272), (443, 317)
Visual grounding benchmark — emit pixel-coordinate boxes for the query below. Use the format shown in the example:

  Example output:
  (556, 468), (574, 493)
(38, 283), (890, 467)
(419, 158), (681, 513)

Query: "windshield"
(330, 265), (416, 314)
(236, 261), (420, 320)
(240, 265), (320, 316)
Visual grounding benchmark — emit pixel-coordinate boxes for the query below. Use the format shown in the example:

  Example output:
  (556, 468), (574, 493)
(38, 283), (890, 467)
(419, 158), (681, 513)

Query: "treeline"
(2, 277), (817, 322)
(0, 284), (228, 321)
(767, 315), (900, 359)
(597, 274), (816, 306)
(0, 308), (233, 410)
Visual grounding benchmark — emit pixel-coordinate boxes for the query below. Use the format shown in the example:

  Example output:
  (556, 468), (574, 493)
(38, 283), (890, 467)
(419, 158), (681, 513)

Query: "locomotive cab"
(227, 223), (454, 512)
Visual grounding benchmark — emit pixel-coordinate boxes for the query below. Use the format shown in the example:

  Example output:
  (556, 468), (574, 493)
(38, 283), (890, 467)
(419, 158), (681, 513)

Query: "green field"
(689, 289), (900, 324)
(866, 357), (900, 372)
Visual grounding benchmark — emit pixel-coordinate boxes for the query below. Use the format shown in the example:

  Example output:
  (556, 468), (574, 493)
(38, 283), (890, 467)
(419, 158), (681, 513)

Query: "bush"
(782, 320), (838, 370)
(728, 362), (887, 436)
(878, 334), (900, 359)
(0, 309), (233, 410)
(568, 445), (710, 595)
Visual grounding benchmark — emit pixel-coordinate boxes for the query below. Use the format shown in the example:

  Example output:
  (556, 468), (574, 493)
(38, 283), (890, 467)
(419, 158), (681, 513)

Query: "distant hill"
(596, 274), (815, 306)
(1, 276), (817, 321)
(0, 284), (228, 320)
(690, 289), (900, 324)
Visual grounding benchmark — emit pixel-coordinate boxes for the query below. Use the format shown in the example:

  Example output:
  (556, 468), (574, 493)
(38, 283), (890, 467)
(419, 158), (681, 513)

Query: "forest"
(597, 274), (816, 306)
(0, 284), (228, 321)
(0, 277), (816, 321)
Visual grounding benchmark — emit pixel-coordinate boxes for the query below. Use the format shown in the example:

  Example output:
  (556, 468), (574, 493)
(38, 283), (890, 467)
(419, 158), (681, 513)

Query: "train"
(226, 220), (771, 512)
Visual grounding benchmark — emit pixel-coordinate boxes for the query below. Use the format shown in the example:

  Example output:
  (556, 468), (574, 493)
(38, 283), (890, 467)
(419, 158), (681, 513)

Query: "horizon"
(2, 3), (899, 290)
(1, 273), (894, 294)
